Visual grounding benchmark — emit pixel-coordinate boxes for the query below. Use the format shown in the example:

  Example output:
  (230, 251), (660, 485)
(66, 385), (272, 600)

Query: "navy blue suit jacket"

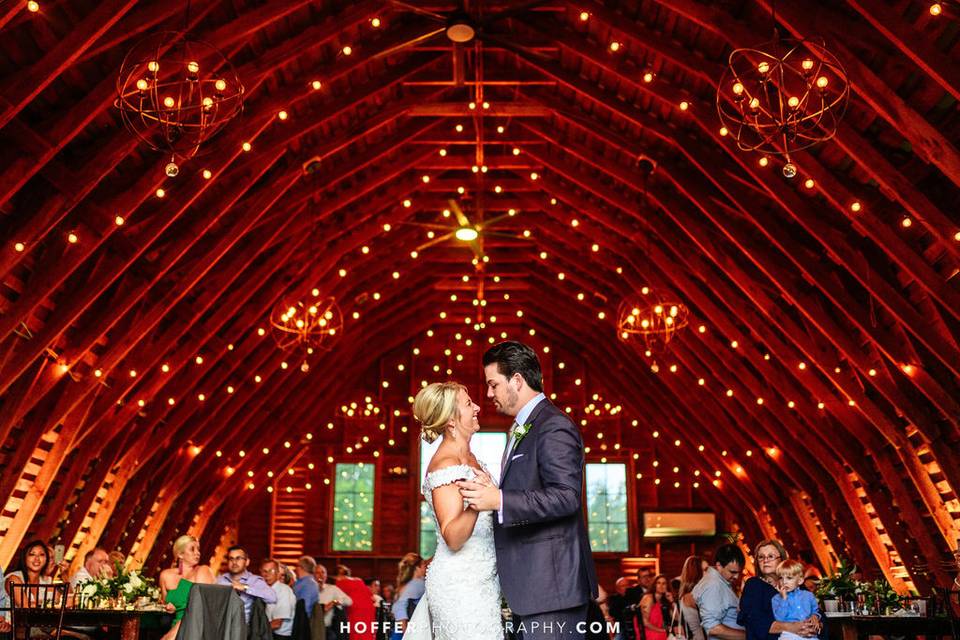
(493, 399), (599, 616)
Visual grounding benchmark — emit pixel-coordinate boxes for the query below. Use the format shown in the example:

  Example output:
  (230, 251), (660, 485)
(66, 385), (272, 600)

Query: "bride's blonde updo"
(413, 382), (465, 443)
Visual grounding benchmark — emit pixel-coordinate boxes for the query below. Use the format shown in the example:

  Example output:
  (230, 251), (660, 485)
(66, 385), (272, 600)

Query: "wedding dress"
(404, 463), (504, 640)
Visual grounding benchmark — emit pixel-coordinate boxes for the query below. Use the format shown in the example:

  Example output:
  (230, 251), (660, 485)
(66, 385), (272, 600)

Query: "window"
(586, 463), (629, 552)
(331, 462), (375, 551)
(419, 432), (507, 557)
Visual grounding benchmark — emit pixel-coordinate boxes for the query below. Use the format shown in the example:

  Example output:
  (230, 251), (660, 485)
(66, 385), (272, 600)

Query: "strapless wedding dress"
(404, 463), (503, 640)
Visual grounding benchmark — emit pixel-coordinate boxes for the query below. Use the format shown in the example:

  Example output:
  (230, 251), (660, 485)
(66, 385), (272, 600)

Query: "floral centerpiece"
(77, 561), (160, 609)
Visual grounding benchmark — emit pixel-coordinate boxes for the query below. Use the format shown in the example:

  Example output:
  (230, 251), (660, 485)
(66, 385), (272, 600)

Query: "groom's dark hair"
(483, 341), (544, 392)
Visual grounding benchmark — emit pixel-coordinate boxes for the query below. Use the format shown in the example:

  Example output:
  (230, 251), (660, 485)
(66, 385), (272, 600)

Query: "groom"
(458, 341), (598, 639)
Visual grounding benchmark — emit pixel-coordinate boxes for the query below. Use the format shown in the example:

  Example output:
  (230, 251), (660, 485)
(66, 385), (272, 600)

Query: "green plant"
(861, 579), (900, 613)
(815, 558), (858, 600)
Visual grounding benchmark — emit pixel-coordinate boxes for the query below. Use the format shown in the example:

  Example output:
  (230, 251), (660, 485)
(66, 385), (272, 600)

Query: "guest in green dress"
(159, 535), (215, 640)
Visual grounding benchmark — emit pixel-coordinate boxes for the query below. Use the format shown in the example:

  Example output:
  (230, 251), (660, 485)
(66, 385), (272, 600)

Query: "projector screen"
(643, 511), (716, 538)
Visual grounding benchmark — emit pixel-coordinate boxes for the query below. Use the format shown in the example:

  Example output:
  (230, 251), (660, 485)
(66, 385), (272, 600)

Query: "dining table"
(827, 613), (954, 640)
(15, 607), (171, 640)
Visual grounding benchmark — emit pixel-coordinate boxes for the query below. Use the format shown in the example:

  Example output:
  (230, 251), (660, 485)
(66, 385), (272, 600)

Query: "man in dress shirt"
(693, 544), (746, 640)
(70, 548), (111, 589)
(293, 556), (320, 618)
(260, 558), (296, 640)
(217, 546), (277, 622)
(316, 564), (352, 628)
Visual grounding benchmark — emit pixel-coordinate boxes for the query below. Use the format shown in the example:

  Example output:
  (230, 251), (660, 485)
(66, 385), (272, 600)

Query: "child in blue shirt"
(772, 559), (821, 640)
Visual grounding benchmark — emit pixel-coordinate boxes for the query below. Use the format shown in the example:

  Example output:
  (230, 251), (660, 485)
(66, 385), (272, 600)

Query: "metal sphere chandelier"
(716, 36), (849, 178)
(270, 295), (343, 371)
(116, 31), (244, 177)
(616, 297), (690, 353)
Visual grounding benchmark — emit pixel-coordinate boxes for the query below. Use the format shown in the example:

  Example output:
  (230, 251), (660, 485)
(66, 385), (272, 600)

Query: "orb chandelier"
(116, 31), (244, 177)
(270, 295), (343, 371)
(617, 297), (689, 353)
(716, 36), (849, 178)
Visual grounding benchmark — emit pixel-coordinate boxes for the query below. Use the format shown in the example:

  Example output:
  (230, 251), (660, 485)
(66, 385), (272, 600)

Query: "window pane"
(419, 501), (437, 558)
(586, 463), (629, 552)
(332, 462), (375, 551)
(419, 432), (507, 556)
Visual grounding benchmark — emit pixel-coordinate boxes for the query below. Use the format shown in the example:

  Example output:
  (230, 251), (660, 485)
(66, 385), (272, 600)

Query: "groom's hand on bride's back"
(457, 479), (501, 511)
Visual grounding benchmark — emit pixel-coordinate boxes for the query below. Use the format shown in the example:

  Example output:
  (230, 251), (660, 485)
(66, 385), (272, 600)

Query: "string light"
(27, 1), (40, 11)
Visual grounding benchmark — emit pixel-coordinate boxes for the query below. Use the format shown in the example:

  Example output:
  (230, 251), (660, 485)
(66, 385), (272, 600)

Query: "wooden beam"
(0, 0), (139, 130)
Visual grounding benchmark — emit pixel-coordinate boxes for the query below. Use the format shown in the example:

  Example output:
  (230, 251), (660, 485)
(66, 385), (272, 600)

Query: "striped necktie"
(501, 421), (519, 473)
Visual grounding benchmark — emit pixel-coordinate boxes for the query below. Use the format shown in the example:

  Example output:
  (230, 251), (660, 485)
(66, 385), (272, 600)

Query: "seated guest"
(607, 577), (637, 640)
(336, 565), (375, 640)
(260, 558), (296, 640)
(737, 540), (818, 640)
(390, 554), (425, 640)
(158, 534), (215, 640)
(293, 556), (320, 618)
(679, 556), (707, 640)
(316, 564), (352, 629)
(70, 548), (111, 589)
(217, 546), (276, 622)
(5, 540), (54, 597)
(5, 541), (89, 639)
(106, 551), (126, 578)
(0, 564), (11, 633)
(693, 544), (746, 640)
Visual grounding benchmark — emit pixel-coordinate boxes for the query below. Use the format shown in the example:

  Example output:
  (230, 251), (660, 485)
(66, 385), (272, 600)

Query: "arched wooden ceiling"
(1, 0), (959, 592)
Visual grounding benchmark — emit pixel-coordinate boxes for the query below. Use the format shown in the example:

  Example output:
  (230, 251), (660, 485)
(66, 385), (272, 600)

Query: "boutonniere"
(513, 422), (534, 445)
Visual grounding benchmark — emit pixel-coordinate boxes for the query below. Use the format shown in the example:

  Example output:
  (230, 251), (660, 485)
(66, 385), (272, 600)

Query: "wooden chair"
(8, 583), (68, 640)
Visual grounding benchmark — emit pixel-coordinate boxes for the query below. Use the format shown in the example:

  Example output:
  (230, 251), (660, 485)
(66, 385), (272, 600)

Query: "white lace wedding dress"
(404, 463), (504, 640)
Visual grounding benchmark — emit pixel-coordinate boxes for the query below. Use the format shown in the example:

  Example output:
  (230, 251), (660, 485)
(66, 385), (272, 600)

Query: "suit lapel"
(501, 399), (551, 483)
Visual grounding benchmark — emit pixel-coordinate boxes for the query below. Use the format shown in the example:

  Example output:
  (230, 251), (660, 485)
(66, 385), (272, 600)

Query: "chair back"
(9, 583), (68, 640)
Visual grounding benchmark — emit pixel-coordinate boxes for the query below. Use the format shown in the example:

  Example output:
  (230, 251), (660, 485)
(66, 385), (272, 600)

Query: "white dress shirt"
(266, 581), (296, 636)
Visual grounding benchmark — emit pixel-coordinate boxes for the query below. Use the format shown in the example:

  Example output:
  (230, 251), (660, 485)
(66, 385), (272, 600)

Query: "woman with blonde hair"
(390, 553), (426, 639)
(402, 382), (502, 640)
(158, 535), (215, 640)
(737, 539), (818, 640)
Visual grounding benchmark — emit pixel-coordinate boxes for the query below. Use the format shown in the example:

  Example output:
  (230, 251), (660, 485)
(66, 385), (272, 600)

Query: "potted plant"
(861, 579), (900, 615)
(816, 559), (859, 614)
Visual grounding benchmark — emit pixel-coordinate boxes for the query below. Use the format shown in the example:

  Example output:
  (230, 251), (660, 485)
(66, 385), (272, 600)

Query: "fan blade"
(479, 212), (513, 227)
(448, 199), (471, 227)
(396, 221), (456, 230)
(468, 239), (485, 259)
(387, 0), (446, 21)
(485, 231), (531, 240)
(415, 232), (455, 252)
(370, 26), (446, 61)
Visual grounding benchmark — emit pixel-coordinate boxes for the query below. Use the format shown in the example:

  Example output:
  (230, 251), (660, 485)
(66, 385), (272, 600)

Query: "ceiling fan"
(387, 0), (549, 85)
(407, 198), (525, 262)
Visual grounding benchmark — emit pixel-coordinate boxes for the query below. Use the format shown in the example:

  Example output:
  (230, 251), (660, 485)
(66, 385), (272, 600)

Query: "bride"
(405, 382), (504, 640)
